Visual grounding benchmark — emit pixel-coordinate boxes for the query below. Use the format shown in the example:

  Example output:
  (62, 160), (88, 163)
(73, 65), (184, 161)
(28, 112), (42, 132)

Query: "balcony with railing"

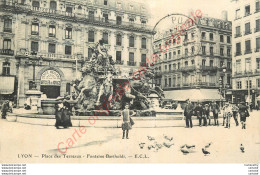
(235, 33), (242, 38)
(235, 51), (242, 56)
(179, 66), (196, 72)
(244, 49), (252, 54)
(0, 49), (14, 56)
(255, 48), (260, 52)
(115, 60), (124, 65)
(244, 29), (252, 35)
(3, 27), (12, 33)
(127, 61), (136, 66)
(1, 2), (153, 33)
(200, 66), (218, 72)
(255, 28), (260, 33)
(256, 8), (260, 13)
(140, 62), (148, 66)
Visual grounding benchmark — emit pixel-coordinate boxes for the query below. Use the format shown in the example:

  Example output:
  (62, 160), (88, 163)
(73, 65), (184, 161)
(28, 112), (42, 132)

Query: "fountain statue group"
(71, 39), (164, 116)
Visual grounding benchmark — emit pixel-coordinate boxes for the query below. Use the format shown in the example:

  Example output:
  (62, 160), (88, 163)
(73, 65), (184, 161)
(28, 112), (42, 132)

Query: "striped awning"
(164, 89), (225, 102)
(0, 76), (15, 94)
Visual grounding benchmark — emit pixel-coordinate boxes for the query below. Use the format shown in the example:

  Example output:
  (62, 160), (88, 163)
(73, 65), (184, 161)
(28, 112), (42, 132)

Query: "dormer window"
(66, 7), (72, 13)
(104, 0), (108, 5)
(129, 18), (134, 23)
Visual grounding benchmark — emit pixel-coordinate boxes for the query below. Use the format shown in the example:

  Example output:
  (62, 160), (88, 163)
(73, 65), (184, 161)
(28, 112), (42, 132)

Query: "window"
(185, 48), (188, 56)
(129, 36), (134, 47)
(116, 16), (122, 25)
(245, 40), (251, 53)
(65, 27), (72, 39)
(245, 5), (250, 16)
(103, 14), (109, 23)
(256, 1), (260, 12)
(209, 33), (214, 40)
(210, 46), (214, 55)
(185, 61), (188, 66)
(235, 9), (240, 19)
(202, 59), (206, 66)
(31, 41), (38, 52)
(237, 81), (242, 89)
(245, 22), (251, 35)
(257, 58), (260, 69)
(169, 64), (171, 71)
(235, 26), (241, 37)
(89, 11), (94, 21)
(141, 54), (146, 64)
(169, 52), (172, 59)
(103, 32), (108, 44)
(141, 37), (146, 49)
(178, 50), (181, 55)
(220, 61), (224, 67)
(165, 78), (167, 87)
(210, 60), (214, 67)
(66, 7), (72, 13)
(31, 23), (39, 35)
(65, 45), (72, 55)
(256, 19), (260, 32)
(227, 62), (231, 69)
(32, 1), (39, 9)
(3, 39), (11, 49)
(4, 19), (12, 32)
(50, 1), (57, 11)
(165, 65), (167, 70)
(236, 42), (241, 55)
(88, 31), (94, 42)
(227, 36), (231, 43)
(116, 34), (122, 46)
(48, 43), (55, 53)
(2, 62), (10, 76)
(129, 52), (135, 65)
(169, 78), (171, 87)
(88, 48), (93, 59)
(236, 60), (241, 73)
(220, 48), (224, 56)
(129, 18), (134, 23)
(245, 58), (251, 72)
(49, 25), (56, 37)
(164, 53), (167, 60)
(202, 46), (206, 54)
(257, 37), (260, 50)
(177, 62), (180, 69)
(201, 32), (206, 39)
(220, 35), (224, 42)
(257, 79), (260, 88)
(191, 60), (195, 65)
(246, 80), (252, 89)
(116, 51), (121, 62)
(104, 0), (108, 5)
(227, 48), (231, 56)
(141, 20), (146, 25)
(191, 46), (195, 53)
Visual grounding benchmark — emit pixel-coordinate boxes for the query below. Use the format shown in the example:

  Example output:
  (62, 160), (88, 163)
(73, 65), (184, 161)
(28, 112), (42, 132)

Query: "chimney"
(221, 10), (228, 21)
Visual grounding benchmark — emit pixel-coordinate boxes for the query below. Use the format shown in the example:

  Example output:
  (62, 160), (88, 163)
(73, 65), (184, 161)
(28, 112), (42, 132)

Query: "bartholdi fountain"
(41, 39), (164, 117)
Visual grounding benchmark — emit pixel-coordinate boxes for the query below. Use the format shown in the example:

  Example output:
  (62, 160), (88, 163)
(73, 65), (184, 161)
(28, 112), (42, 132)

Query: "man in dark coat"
(231, 103), (239, 126)
(184, 99), (194, 128)
(194, 103), (203, 127)
(238, 102), (250, 129)
(1, 100), (9, 119)
(211, 101), (220, 126)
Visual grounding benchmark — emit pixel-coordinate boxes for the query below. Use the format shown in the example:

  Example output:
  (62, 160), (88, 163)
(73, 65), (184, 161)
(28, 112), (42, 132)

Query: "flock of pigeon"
(138, 136), (246, 156)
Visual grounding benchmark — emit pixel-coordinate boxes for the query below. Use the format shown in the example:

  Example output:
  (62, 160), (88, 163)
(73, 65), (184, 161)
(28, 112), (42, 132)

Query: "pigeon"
(186, 145), (196, 149)
(147, 136), (155, 141)
(180, 149), (190, 155)
(202, 148), (210, 156)
(180, 144), (187, 149)
(164, 135), (173, 142)
(163, 142), (174, 148)
(139, 143), (145, 149)
(205, 142), (212, 148)
(240, 144), (245, 153)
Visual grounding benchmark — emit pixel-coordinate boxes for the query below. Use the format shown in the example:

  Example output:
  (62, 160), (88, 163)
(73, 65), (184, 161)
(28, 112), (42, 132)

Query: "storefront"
(0, 76), (16, 105)
(40, 69), (61, 99)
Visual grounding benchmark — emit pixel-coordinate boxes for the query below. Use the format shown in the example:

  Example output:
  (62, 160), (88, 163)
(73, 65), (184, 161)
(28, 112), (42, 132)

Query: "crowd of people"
(184, 99), (250, 129)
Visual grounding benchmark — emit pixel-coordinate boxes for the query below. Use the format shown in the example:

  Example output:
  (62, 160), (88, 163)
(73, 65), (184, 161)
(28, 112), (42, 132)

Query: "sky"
(132, 0), (233, 26)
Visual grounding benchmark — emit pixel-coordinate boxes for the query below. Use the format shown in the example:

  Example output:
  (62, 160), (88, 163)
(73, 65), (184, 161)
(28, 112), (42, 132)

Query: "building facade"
(231, 0), (260, 107)
(0, 0), (153, 107)
(153, 13), (232, 102)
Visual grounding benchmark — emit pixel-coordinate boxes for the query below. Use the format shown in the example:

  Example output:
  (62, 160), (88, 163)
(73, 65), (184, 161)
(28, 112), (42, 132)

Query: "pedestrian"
(121, 104), (134, 139)
(55, 96), (72, 129)
(231, 103), (239, 126)
(194, 102), (203, 127)
(1, 100), (9, 119)
(204, 104), (210, 126)
(238, 102), (250, 129)
(211, 101), (220, 126)
(184, 99), (194, 128)
(223, 102), (232, 129)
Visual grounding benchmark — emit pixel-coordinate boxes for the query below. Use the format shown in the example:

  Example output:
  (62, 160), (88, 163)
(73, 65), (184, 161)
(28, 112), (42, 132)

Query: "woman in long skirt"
(55, 103), (64, 129)
(61, 101), (72, 128)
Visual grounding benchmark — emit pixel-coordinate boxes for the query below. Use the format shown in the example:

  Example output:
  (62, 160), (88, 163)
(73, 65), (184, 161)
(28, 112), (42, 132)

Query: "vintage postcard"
(0, 0), (260, 164)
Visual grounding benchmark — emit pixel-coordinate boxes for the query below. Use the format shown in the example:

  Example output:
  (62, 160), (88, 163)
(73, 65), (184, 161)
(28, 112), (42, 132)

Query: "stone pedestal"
(25, 90), (42, 112)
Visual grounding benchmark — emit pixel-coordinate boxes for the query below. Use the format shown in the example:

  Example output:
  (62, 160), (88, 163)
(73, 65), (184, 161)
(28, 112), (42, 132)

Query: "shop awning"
(0, 76), (15, 94)
(164, 89), (225, 102)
